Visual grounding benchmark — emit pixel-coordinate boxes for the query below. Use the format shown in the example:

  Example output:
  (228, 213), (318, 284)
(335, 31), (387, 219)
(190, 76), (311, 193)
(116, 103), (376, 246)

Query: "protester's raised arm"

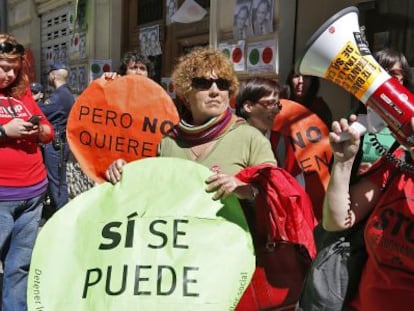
(323, 116), (366, 231)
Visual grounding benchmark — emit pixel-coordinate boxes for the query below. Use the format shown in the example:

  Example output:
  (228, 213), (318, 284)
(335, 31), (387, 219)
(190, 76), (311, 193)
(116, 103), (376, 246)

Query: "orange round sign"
(271, 99), (332, 220)
(67, 75), (180, 183)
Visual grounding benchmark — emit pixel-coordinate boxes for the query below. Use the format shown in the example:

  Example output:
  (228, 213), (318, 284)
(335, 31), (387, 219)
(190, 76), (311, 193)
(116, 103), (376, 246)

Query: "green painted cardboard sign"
(28, 158), (254, 310)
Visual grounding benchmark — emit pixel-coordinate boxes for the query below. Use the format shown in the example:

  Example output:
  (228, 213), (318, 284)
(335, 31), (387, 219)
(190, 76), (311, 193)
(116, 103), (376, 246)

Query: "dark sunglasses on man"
(191, 77), (231, 91)
(0, 42), (25, 55)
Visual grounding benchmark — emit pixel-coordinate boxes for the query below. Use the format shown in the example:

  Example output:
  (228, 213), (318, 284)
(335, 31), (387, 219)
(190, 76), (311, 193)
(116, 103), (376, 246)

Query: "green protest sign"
(28, 158), (254, 310)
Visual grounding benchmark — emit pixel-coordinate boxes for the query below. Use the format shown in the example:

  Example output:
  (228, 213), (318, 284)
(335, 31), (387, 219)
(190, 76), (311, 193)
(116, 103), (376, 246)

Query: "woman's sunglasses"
(0, 42), (25, 55)
(191, 77), (231, 91)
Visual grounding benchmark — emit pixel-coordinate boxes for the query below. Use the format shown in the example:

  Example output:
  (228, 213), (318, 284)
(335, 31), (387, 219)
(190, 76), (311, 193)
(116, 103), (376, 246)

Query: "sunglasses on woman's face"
(191, 77), (231, 91)
(0, 42), (25, 55)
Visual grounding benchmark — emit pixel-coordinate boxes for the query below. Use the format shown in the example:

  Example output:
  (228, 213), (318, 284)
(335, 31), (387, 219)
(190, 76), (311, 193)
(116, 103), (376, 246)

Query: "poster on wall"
(246, 39), (277, 73)
(139, 25), (162, 56)
(69, 66), (79, 93)
(170, 0), (207, 24)
(89, 59), (112, 81)
(79, 32), (87, 59)
(166, 0), (177, 25)
(69, 31), (87, 60)
(251, 0), (274, 36)
(69, 32), (80, 56)
(233, 0), (253, 40)
(74, 0), (88, 31)
(44, 45), (68, 67)
(67, 65), (88, 95)
(44, 47), (54, 66)
(78, 65), (87, 92)
(218, 41), (246, 72)
(68, 10), (76, 31)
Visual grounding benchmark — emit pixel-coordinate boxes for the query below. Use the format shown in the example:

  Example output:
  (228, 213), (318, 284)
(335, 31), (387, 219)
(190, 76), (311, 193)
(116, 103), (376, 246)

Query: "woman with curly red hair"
(106, 47), (275, 200)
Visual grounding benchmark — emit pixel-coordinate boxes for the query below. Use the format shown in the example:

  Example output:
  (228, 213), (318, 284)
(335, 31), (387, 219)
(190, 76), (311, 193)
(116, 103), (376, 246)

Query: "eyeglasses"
(0, 42), (25, 55)
(257, 99), (282, 110)
(191, 77), (231, 91)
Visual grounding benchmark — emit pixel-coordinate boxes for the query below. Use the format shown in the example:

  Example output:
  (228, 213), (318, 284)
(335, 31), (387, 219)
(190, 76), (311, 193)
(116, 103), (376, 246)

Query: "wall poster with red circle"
(218, 41), (246, 72)
(89, 59), (112, 81)
(246, 39), (277, 73)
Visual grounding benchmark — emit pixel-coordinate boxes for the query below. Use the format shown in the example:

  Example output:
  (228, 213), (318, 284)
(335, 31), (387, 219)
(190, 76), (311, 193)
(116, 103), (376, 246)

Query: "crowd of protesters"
(1, 23), (414, 311)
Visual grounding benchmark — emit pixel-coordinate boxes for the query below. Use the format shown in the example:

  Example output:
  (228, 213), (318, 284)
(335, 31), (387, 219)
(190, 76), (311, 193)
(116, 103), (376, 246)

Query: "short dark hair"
(374, 48), (412, 88)
(235, 77), (281, 119)
(285, 69), (320, 104)
(118, 51), (155, 78)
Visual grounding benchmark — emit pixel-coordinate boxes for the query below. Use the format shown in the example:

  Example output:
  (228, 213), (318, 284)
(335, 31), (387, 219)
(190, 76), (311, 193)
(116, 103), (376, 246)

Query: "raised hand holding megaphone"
(296, 6), (414, 146)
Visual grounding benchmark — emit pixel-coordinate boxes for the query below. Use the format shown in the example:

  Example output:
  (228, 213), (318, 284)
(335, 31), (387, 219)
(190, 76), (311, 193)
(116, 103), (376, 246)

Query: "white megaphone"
(296, 6), (414, 146)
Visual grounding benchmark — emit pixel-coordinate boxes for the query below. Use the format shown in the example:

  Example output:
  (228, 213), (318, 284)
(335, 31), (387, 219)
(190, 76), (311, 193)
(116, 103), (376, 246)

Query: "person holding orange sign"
(272, 75), (332, 220)
(100, 51), (154, 80)
(106, 47), (275, 197)
(285, 70), (333, 127)
(66, 51), (156, 199)
(105, 48), (318, 311)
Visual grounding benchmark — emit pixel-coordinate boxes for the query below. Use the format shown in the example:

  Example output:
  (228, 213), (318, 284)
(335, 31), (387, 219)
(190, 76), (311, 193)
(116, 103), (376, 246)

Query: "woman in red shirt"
(0, 33), (54, 311)
(325, 114), (414, 311)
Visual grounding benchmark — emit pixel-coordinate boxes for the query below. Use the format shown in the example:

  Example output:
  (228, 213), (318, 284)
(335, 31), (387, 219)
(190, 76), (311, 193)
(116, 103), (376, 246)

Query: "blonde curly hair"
(0, 33), (29, 98)
(171, 47), (239, 99)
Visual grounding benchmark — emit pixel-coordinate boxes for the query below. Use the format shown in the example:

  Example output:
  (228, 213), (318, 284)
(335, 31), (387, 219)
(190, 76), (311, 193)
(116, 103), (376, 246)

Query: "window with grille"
(40, 4), (74, 89)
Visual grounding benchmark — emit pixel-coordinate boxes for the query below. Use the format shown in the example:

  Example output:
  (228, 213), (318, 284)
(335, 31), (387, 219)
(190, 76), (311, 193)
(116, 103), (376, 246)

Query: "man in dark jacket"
(41, 63), (74, 211)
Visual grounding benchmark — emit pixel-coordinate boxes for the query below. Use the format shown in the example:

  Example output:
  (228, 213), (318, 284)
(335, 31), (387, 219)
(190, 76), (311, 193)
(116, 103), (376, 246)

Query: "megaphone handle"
(337, 120), (368, 142)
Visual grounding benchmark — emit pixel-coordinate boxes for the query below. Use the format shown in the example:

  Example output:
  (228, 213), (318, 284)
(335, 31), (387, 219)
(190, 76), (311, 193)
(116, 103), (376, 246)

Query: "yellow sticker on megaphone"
(325, 41), (381, 100)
